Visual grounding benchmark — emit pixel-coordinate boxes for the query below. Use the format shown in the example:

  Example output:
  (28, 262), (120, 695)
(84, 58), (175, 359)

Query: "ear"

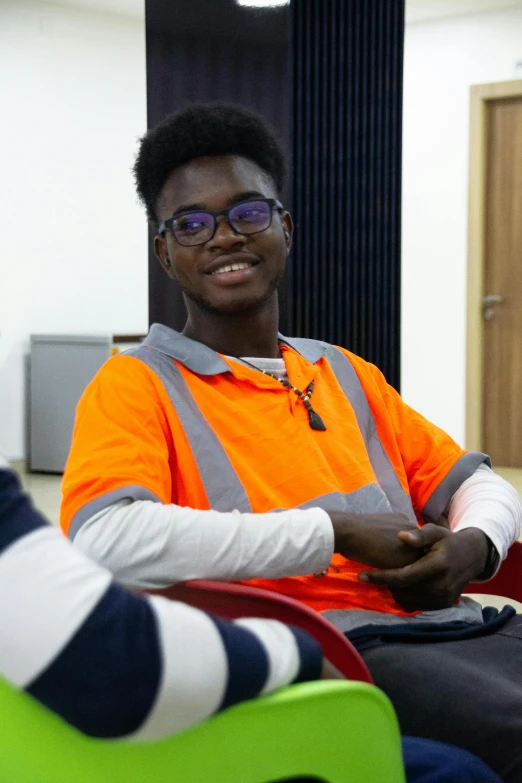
(154, 234), (176, 278)
(282, 211), (294, 255)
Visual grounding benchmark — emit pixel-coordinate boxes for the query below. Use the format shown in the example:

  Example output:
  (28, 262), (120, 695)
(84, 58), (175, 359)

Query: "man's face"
(154, 155), (293, 316)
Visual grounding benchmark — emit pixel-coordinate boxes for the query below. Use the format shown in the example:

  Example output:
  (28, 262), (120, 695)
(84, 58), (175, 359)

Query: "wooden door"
(483, 96), (522, 466)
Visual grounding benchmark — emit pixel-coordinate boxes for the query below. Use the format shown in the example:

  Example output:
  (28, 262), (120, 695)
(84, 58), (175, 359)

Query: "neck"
(182, 296), (281, 358)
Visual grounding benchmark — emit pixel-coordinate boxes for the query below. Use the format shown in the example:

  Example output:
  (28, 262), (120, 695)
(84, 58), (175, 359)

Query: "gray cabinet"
(29, 334), (141, 473)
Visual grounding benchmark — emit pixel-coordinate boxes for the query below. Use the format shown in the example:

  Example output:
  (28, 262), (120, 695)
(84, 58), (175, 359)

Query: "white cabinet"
(29, 334), (142, 472)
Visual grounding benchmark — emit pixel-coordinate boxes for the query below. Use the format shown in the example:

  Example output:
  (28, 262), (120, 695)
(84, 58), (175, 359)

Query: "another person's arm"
(0, 460), (323, 739)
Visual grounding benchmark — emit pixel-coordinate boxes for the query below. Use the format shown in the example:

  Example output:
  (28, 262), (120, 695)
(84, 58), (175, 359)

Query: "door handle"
(482, 294), (504, 321)
(482, 294), (504, 307)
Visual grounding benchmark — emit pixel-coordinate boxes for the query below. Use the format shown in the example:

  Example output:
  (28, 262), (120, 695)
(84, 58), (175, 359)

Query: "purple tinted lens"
(229, 200), (271, 232)
(174, 212), (214, 244)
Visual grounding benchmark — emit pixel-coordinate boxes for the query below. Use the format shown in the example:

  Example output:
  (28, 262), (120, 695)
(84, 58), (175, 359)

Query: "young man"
(0, 455), (503, 781)
(61, 103), (522, 781)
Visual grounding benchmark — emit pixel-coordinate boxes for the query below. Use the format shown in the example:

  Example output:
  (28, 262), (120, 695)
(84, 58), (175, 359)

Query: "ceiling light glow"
(236, 0), (289, 7)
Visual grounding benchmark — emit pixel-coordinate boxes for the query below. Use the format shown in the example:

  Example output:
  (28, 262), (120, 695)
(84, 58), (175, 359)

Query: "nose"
(207, 215), (248, 250)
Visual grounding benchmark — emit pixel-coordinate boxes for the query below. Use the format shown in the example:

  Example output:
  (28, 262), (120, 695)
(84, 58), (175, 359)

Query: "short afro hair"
(133, 102), (288, 225)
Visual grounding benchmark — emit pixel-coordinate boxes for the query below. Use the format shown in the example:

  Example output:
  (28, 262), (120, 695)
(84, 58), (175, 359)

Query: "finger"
(397, 530), (429, 549)
(397, 523), (450, 549)
(359, 551), (446, 588)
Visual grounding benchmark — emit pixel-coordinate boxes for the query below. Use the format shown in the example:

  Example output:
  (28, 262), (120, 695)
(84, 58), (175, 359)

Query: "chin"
(185, 284), (280, 317)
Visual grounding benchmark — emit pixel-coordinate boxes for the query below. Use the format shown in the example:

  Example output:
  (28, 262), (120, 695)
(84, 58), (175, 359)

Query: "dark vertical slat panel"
(303, 0), (311, 334)
(336, 2), (347, 344)
(374, 0), (385, 363)
(325, 3), (333, 340)
(315, 0), (323, 339)
(289, 0), (404, 389)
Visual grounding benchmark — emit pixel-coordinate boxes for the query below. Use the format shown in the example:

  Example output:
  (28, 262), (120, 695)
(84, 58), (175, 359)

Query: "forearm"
(327, 510), (421, 570)
(74, 499), (334, 589)
(448, 464), (521, 567)
(142, 598), (322, 739)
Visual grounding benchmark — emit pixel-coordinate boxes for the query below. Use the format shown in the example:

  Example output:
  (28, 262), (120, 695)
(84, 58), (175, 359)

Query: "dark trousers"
(360, 615), (522, 783)
(402, 738), (502, 782)
(286, 738), (501, 782)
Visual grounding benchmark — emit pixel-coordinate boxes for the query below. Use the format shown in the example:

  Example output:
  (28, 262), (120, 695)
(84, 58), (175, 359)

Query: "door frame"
(466, 79), (522, 451)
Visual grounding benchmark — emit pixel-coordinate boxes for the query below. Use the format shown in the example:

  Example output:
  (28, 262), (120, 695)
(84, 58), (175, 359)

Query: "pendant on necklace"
(243, 361), (327, 431)
(307, 409), (327, 431)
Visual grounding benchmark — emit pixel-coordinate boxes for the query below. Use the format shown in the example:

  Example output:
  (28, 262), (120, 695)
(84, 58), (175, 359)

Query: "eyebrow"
(171, 191), (268, 216)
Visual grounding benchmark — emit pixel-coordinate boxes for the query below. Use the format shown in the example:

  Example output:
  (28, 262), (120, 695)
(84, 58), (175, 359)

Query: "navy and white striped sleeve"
(0, 463), (323, 741)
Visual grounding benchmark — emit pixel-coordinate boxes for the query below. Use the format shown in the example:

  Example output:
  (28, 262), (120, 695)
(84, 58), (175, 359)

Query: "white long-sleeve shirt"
(447, 464), (520, 563)
(74, 463), (521, 591)
(0, 458), (323, 740)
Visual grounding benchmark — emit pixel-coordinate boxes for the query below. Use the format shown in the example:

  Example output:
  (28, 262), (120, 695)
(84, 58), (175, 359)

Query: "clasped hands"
(328, 512), (490, 612)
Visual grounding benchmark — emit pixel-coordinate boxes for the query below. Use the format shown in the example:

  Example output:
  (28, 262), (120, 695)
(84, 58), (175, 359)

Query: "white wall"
(402, 5), (522, 445)
(0, 0), (147, 459)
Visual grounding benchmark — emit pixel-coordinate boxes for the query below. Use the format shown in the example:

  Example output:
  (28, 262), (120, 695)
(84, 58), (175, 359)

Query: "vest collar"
(143, 323), (329, 375)
(278, 334), (330, 365)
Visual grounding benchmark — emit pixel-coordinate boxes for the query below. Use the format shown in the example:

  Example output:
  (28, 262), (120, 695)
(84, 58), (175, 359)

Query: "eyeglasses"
(158, 198), (284, 247)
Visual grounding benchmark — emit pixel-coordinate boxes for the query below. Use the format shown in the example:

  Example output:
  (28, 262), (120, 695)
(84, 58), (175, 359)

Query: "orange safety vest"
(61, 323), (487, 616)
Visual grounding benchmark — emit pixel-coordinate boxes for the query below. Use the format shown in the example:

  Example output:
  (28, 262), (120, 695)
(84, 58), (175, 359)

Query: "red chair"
(467, 539), (522, 601)
(153, 541), (522, 684)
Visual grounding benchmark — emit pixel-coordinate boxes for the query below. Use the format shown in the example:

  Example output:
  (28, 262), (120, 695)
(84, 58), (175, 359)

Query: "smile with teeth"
(211, 262), (254, 275)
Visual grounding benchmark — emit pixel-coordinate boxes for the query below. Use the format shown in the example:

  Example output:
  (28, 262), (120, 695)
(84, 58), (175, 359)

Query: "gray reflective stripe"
(323, 346), (417, 523)
(293, 484), (392, 515)
(68, 485), (161, 540)
(129, 346), (252, 513)
(422, 451), (491, 522)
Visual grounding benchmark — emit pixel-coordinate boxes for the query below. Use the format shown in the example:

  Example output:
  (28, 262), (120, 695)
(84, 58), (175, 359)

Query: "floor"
(9, 462), (522, 611)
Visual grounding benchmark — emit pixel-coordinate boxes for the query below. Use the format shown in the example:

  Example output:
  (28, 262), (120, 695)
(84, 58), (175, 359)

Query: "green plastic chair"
(0, 675), (405, 783)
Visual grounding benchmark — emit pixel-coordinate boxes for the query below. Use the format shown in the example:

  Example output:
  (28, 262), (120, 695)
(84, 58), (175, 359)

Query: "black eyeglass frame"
(158, 198), (284, 247)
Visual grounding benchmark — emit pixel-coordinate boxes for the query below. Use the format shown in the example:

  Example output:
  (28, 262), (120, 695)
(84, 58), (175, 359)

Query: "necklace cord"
(235, 358), (327, 432)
